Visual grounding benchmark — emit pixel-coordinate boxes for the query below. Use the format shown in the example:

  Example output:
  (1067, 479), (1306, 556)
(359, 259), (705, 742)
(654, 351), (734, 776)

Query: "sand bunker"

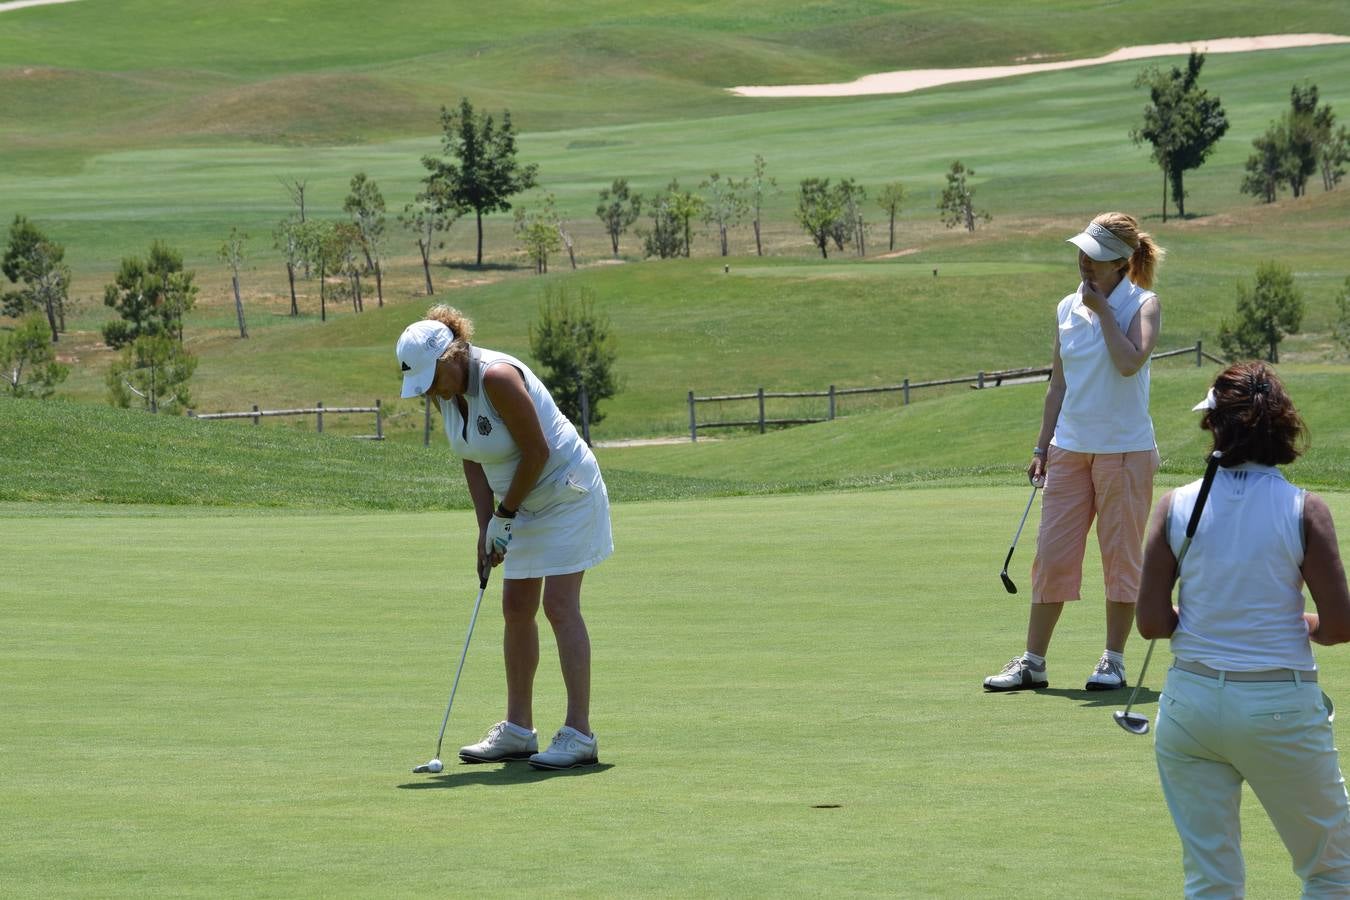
(730, 34), (1350, 98)
(0, 0), (83, 11)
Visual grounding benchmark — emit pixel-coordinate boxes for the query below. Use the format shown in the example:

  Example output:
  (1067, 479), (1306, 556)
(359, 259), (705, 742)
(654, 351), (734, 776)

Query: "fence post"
(579, 382), (591, 447)
(252, 404), (260, 426)
(316, 401), (324, 434)
(828, 384), (836, 421)
(1195, 339), (1202, 367)
(977, 371), (985, 389)
(757, 387), (765, 434)
(375, 399), (382, 440)
(903, 378), (910, 406)
(688, 390), (697, 443)
(423, 396), (431, 447)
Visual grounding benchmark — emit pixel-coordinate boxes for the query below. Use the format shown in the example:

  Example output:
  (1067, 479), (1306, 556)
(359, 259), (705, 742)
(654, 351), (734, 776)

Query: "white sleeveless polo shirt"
(1168, 463), (1311, 671)
(1052, 277), (1156, 454)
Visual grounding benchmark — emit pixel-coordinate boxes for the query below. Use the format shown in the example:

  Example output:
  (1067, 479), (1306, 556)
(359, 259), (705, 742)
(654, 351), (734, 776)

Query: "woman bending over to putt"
(396, 305), (613, 770)
(985, 212), (1164, 692)
(1139, 362), (1350, 897)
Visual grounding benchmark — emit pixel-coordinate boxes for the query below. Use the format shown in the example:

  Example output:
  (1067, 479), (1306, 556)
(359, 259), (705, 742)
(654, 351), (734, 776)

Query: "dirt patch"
(730, 34), (1350, 98)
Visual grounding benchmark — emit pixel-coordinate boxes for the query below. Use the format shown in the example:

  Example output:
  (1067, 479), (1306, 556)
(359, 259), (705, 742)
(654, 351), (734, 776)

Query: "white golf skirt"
(502, 472), (612, 580)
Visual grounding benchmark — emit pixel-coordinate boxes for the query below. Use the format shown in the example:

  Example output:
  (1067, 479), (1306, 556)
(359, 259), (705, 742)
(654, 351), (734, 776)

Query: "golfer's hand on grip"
(1027, 455), (1047, 487)
(485, 513), (512, 556)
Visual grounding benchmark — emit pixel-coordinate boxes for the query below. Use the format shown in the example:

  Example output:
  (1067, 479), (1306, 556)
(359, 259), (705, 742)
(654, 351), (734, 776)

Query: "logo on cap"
(401, 361), (412, 372)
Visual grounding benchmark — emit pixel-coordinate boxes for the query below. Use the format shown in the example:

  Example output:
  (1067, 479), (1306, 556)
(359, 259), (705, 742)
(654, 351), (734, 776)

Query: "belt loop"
(1218, 671), (1226, 687)
(1294, 671), (1303, 686)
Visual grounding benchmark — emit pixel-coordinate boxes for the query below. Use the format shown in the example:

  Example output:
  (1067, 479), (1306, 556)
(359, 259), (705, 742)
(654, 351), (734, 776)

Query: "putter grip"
(1185, 451), (1223, 539)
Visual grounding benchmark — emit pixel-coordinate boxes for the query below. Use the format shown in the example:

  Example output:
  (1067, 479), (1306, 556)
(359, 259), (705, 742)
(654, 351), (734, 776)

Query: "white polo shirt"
(1052, 277), (1156, 454)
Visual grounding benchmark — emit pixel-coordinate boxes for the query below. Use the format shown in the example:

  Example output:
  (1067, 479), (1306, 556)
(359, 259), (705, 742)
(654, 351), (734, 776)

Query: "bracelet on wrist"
(495, 502), (517, 519)
(1032, 447), (1046, 457)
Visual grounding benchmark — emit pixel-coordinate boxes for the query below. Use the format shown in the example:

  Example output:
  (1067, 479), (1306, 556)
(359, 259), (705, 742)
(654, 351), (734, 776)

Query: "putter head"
(1114, 710), (1150, 735)
(412, 764), (431, 774)
(1000, 572), (1017, 594)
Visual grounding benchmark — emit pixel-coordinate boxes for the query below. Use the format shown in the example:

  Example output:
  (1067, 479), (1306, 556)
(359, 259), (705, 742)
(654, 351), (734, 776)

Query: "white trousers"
(1155, 666), (1350, 898)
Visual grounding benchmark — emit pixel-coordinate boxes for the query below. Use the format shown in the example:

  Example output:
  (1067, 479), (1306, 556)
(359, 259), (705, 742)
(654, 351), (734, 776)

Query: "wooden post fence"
(685, 340), (1220, 441)
(189, 401), (383, 439)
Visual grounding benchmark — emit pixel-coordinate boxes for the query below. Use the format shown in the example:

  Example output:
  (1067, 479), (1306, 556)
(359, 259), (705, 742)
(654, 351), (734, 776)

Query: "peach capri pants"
(1030, 445), (1160, 605)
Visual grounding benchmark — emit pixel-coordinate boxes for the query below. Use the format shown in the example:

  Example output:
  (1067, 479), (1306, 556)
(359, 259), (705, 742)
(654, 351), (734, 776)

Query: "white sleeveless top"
(441, 347), (599, 514)
(1168, 463), (1312, 671)
(1052, 277), (1156, 453)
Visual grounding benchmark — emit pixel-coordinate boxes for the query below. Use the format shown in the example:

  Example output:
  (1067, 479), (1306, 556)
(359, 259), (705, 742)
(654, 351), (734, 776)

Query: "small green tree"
(640, 194), (684, 259)
(596, 179), (642, 258)
(1132, 52), (1229, 220)
(343, 172), (387, 306)
(273, 218), (304, 315)
(666, 180), (704, 258)
(1332, 276), (1350, 355)
(421, 98), (538, 266)
(298, 220), (341, 322)
(513, 195), (562, 274)
(876, 182), (906, 252)
(796, 177), (843, 258)
(1240, 129), (1286, 204)
(528, 284), (618, 440)
(1217, 261), (1303, 363)
(700, 172), (748, 257)
(105, 333), (196, 413)
(1, 315), (69, 398)
(3, 215), (70, 343)
(831, 178), (866, 256)
(399, 192), (459, 296)
(748, 154), (778, 257)
(102, 241), (197, 348)
(938, 161), (990, 232)
(218, 228), (248, 339)
(1321, 125), (1349, 192)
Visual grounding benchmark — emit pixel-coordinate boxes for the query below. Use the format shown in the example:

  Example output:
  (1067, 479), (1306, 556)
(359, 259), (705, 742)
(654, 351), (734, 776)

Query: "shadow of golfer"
(1034, 686), (1161, 708)
(396, 762), (615, 790)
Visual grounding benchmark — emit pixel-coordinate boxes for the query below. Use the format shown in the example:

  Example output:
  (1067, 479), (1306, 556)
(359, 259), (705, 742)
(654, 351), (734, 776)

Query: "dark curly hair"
(1200, 361), (1307, 466)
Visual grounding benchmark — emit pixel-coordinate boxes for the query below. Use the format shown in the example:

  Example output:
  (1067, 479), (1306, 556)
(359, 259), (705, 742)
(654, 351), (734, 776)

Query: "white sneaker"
(1085, 654), (1127, 691)
(982, 656), (1048, 692)
(529, 726), (599, 770)
(458, 721), (538, 763)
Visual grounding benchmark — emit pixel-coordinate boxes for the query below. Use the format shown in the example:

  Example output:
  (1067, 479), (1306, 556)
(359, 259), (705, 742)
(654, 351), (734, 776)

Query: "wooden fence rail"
(189, 400), (383, 440)
(687, 340), (1223, 442)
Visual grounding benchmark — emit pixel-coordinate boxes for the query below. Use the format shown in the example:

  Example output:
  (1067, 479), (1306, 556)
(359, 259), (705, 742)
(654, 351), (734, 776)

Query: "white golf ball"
(427, 759), (443, 773)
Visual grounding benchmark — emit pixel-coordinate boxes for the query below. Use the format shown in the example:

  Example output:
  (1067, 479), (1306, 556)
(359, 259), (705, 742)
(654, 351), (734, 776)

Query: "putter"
(1115, 450), (1223, 735)
(413, 564), (491, 774)
(1000, 482), (1041, 594)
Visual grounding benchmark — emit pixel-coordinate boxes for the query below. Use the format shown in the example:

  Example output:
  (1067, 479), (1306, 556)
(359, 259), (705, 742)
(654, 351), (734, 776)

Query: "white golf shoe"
(529, 726), (599, 770)
(458, 721), (538, 763)
(983, 656), (1048, 692)
(1085, 654), (1127, 691)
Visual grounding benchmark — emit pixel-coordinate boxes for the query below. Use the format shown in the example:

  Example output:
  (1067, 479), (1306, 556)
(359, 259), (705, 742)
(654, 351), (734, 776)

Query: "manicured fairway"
(8, 489), (1350, 896)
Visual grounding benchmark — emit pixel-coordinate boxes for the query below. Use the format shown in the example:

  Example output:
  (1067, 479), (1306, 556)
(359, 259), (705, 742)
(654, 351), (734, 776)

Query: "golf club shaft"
(1002, 484), (1039, 571)
(1121, 451), (1223, 717)
(431, 569), (491, 760)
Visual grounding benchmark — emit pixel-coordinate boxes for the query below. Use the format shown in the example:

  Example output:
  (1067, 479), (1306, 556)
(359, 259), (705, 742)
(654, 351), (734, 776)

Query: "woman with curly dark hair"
(1137, 361), (1350, 896)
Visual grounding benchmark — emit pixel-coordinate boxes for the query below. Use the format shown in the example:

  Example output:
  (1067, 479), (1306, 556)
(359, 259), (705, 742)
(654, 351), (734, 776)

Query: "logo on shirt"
(476, 415), (492, 436)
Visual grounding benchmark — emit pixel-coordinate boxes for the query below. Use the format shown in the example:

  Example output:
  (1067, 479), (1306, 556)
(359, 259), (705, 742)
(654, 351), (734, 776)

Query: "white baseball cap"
(1067, 221), (1135, 262)
(396, 320), (455, 398)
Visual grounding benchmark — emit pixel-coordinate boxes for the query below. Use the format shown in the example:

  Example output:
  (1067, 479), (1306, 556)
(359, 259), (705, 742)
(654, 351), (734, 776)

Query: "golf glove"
(485, 514), (512, 555)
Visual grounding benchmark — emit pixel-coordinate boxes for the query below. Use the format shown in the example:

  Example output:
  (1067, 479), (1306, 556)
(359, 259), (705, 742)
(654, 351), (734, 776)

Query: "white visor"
(396, 320), (454, 399)
(1067, 221), (1135, 262)
(1191, 387), (1217, 412)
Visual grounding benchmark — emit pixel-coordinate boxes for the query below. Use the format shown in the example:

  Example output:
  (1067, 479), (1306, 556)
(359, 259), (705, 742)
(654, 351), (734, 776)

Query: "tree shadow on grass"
(441, 261), (528, 273)
(396, 762), (615, 790)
